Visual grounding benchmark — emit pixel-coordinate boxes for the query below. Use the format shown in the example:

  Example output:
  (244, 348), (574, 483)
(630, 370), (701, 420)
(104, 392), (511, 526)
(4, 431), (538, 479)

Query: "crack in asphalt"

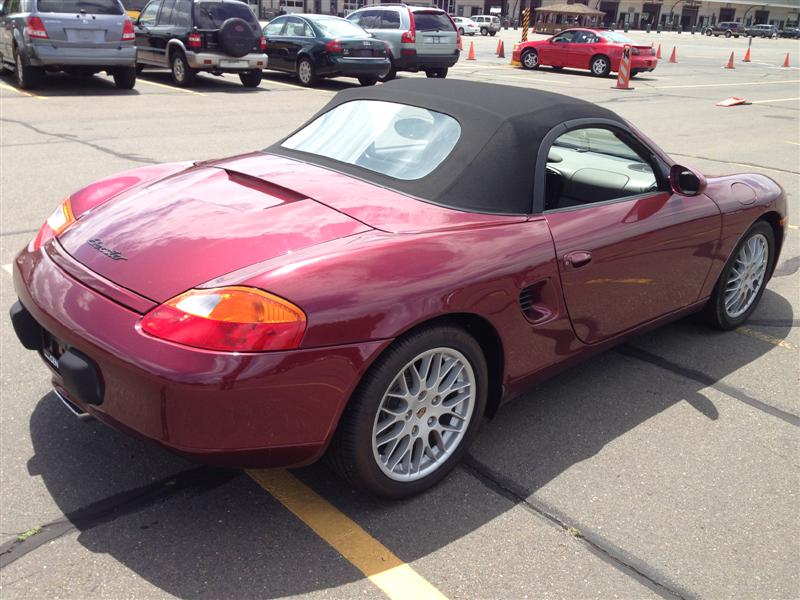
(0, 466), (238, 569)
(0, 227), (38, 238)
(616, 344), (800, 427)
(0, 118), (158, 165)
(461, 455), (695, 600)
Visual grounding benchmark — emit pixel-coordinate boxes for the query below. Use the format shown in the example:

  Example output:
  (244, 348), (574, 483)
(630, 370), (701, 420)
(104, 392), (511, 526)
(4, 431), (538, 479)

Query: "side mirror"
(670, 164), (707, 196)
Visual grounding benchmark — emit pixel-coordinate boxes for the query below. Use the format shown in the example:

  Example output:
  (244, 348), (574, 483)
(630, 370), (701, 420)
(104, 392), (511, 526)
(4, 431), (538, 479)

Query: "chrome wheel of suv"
(14, 49), (41, 90)
(171, 52), (196, 87)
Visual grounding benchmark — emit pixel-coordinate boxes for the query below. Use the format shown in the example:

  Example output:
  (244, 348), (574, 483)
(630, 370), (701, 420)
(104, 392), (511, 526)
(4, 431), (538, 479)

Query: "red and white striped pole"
(614, 44), (633, 90)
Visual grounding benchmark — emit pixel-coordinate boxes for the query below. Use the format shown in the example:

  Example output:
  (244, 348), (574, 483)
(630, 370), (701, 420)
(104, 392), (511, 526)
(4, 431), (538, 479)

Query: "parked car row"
(0, 0), (461, 89)
(704, 20), (796, 38)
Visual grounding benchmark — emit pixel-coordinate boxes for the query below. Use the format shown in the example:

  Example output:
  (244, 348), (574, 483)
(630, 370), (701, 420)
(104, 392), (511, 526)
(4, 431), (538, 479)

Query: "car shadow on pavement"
(0, 72), (140, 97)
(23, 288), (793, 598)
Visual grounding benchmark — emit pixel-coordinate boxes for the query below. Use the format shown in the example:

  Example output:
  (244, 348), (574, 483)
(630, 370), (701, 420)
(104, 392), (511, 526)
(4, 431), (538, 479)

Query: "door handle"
(564, 251), (592, 269)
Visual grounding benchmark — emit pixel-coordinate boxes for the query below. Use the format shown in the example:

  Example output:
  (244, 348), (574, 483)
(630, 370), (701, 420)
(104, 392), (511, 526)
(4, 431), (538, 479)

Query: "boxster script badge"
(87, 238), (127, 261)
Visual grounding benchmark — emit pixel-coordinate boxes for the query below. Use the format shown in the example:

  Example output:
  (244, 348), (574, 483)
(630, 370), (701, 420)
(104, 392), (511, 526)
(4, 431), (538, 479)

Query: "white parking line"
(136, 78), (207, 96)
(2, 264), (12, 275)
(749, 97), (800, 104)
(654, 79), (800, 89)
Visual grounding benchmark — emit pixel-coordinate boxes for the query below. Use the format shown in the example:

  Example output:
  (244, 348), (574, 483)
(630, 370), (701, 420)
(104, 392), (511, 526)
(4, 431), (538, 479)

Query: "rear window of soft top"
(37, 0), (122, 14)
(193, 1), (257, 29)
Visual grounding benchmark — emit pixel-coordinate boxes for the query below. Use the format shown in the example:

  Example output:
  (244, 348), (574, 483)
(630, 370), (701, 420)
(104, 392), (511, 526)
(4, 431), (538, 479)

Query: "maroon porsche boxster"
(10, 80), (787, 498)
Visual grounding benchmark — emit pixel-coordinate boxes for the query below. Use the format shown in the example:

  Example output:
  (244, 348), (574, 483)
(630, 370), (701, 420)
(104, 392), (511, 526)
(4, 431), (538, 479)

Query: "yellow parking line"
(248, 469), (448, 600)
(136, 78), (207, 96)
(0, 81), (46, 100)
(2, 264), (12, 275)
(749, 97), (800, 104)
(654, 79), (800, 89)
(736, 326), (797, 351)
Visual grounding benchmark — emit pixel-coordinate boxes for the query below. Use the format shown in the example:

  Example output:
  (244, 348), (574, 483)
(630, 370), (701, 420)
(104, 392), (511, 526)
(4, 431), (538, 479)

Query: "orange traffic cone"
(724, 51), (735, 69)
(467, 41), (476, 60)
(743, 47), (751, 62)
(669, 47), (677, 63)
(656, 43), (662, 59)
(497, 40), (505, 59)
(782, 52), (790, 67)
(495, 39), (502, 55)
(458, 36), (463, 51)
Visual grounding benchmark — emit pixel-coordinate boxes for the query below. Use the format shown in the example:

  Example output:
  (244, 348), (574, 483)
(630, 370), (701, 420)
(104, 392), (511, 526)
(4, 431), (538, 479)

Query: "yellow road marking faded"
(2, 264), (12, 275)
(736, 327), (797, 351)
(0, 81), (46, 100)
(248, 469), (448, 600)
(654, 79), (800, 89)
(136, 78), (207, 96)
(749, 97), (800, 104)
(788, 224), (799, 230)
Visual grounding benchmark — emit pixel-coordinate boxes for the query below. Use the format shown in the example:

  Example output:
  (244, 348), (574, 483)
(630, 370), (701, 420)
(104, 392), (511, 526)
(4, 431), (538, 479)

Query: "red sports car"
(513, 28), (658, 77)
(10, 80), (786, 498)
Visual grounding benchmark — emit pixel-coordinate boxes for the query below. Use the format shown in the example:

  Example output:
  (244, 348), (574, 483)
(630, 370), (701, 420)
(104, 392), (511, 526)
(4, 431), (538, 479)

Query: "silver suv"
(0, 0), (136, 89)
(346, 4), (458, 80)
(470, 14), (500, 36)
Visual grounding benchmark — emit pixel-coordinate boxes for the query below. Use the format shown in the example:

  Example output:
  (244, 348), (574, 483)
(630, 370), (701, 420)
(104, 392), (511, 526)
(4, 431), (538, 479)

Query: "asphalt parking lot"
(1, 28), (798, 600)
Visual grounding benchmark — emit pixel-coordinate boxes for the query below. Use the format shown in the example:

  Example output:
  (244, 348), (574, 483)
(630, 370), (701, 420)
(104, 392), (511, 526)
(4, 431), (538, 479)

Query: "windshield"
(193, 2), (256, 29)
(282, 100), (461, 180)
(601, 31), (635, 44)
(37, 0), (122, 14)
(313, 17), (368, 38)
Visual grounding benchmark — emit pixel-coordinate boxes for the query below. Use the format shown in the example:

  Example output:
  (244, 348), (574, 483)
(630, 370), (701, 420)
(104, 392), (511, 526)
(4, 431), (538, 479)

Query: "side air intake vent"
(519, 280), (555, 324)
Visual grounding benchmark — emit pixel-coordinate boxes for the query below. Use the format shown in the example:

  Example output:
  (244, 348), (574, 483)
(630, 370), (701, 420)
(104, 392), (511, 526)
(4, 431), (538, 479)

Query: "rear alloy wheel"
(170, 52), (196, 87)
(705, 221), (774, 330)
(14, 48), (42, 90)
(328, 326), (487, 498)
(425, 67), (448, 78)
(296, 57), (317, 87)
(489, 31), (496, 36)
(458, 27), (464, 35)
(480, 27), (488, 36)
(725, 30), (732, 37)
(239, 69), (262, 87)
(521, 48), (539, 70)
(112, 66), (137, 89)
(590, 55), (611, 77)
(358, 75), (378, 86)
(379, 62), (397, 82)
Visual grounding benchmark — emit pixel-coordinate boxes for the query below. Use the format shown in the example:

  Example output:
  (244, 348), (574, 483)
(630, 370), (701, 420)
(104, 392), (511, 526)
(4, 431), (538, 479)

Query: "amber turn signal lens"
(140, 287), (307, 352)
(32, 198), (75, 251)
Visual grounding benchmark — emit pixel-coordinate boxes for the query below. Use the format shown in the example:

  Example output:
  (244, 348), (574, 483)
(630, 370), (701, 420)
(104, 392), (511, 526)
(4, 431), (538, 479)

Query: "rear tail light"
(26, 15), (48, 39)
(188, 32), (202, 49)
(260, 34), (266, 51)
(401, 6), (416, 43)
(122, 19), (135, 41)
(325, 39), (342, 54)
(140, 287), (307, 352)
(33, 198), (75, 251)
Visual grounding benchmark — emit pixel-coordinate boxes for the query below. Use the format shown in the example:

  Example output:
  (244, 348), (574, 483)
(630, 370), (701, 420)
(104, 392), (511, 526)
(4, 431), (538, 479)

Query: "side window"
(356, 9), (381, 29)
(138, 0), (161, 26)
(264, 17), (285, 35)
(5, 0), (19, 13)
(552, 30), (576, 43)
(157, 0), (175, 25)
(544, 127), (659, 211)
(285, 16), (312, 37)
(380, 9), (400, 29)
(172, 0), (190, 27)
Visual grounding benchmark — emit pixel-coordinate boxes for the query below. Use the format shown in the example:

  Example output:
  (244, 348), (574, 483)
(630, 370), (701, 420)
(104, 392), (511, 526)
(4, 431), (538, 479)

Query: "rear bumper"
(185, 51), (268, 71)
(10, 243), (390, 468)
(28, 44), (136, 67)
(320, 56), (390, 77)
(394, 52), (459, 71)
(630, 56), (657, 72)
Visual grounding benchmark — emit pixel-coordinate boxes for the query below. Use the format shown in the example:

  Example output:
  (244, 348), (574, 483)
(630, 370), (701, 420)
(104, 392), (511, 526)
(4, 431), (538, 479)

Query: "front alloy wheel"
(521, 49), (539, 70)
(328, 326), (487, 498)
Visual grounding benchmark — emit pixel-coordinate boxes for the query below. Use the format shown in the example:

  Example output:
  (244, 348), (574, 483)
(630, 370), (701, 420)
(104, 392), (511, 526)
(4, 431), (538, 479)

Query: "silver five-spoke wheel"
(724, 233), (769, 318)
(372, 348), (476, 482)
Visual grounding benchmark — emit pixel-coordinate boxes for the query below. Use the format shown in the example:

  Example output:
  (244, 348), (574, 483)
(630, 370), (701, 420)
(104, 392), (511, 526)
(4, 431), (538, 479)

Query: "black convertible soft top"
(268, 79), (625, 214)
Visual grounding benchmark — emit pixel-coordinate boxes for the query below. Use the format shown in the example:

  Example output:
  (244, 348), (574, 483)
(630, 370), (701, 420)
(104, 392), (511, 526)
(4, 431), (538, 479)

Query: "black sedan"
(263, 15), (390, 87)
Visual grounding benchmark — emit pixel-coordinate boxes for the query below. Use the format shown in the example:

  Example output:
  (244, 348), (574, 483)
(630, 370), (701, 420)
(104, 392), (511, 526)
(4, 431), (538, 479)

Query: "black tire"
(135, 63), (145, 75)
(725, 30), (732, 37)
(590, 54), (611, 77)
(489, 31), (496, 36)
(13, 47), (42, 90)
(328, 325), (488, 498)
(704, 221), (775, 330)
(379, 62), (397, 82)
(521, 48), (539, 70)
(458, 27), (464, 35)
(425, 67), (448, 78)
(705, 29), (712, 36)
(239, 69), (262, 87)
(551, 65), (563, 70)
(480, 27), (488, 36)
(296, 56), (317, 86)
(170, 51), (196, 87)
(218, 17), (256, 58)
(358, 75), (378, 86)
(112, 66), (136, 89)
